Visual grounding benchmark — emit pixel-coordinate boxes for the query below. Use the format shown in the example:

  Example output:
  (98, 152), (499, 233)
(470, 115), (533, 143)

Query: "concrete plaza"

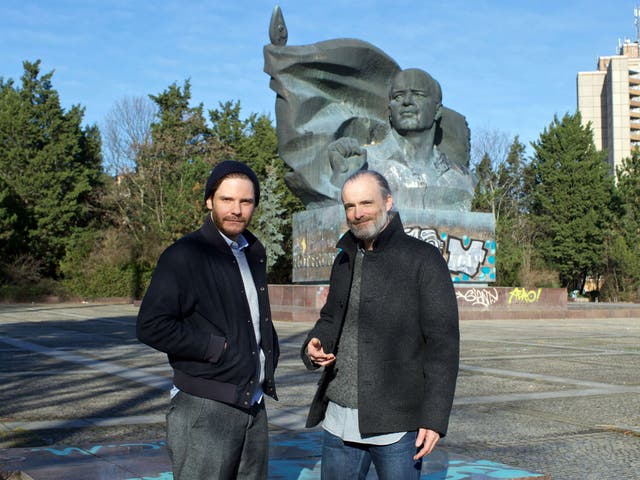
(0, 302), (638, 479)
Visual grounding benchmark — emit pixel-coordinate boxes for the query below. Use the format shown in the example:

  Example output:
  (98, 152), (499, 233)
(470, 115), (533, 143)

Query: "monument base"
(292, 205), (495, 283)
(268, 285), (573, 322)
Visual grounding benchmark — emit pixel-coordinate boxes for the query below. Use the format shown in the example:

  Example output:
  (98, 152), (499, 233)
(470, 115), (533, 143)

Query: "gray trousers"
(167, 391), (268, 480)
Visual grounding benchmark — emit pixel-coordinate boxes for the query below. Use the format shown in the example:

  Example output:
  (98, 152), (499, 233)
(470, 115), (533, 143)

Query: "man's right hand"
(306, 337), (336, 366)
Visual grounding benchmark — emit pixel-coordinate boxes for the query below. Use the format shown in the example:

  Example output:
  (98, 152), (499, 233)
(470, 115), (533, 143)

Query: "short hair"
(342, 170), (392, 200)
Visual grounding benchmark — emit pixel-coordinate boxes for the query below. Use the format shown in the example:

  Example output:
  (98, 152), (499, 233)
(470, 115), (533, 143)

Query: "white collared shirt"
(221, 231), (265, 404)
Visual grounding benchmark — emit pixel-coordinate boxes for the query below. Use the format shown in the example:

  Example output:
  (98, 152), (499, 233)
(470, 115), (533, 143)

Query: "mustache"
(349, 217), (373, 225)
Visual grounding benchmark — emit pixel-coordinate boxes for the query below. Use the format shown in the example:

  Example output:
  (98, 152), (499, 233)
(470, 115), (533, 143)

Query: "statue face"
(389, 70), (441, 134)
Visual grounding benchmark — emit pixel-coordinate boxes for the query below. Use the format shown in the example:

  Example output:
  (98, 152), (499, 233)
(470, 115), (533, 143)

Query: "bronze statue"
(264, 7), (494, 283)
(329, 69), (475, 210)
(264, 7), (476, 212)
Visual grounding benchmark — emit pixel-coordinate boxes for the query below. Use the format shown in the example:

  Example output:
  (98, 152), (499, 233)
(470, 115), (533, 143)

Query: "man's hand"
(306, 337), (336, 366)
(414, 428), (440, 460)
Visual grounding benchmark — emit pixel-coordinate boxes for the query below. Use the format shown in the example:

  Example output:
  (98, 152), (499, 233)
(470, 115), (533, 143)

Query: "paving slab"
(1, 303), (639, 479)
(1, 431), (549, 480)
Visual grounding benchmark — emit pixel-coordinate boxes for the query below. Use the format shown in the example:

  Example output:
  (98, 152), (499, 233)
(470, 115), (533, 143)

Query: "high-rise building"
(577, 38), (640, 175)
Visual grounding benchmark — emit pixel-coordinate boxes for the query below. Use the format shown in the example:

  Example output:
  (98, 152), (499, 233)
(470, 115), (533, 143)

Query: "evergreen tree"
(529, 112), (614, 290)
(210, 100), (252, 152)
(497, 137), (528, 219)
(0, 176), (23, 264)
(495, 138), (531, 287)
(472, 136), (532, 286)
(251, 160), (287, 270)
(471, 152), (495, 214)
(0, 61), (103, 278)
(603, 149), (640, 300)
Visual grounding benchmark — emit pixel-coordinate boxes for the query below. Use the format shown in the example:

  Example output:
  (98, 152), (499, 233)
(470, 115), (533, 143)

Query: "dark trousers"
(321, 430), (422, 480)
(167, 391), (268, 480)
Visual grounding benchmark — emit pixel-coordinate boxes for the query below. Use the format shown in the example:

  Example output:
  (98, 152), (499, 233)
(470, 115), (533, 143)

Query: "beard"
(348, 209), (390, 241)
(211, 210), (251, 239)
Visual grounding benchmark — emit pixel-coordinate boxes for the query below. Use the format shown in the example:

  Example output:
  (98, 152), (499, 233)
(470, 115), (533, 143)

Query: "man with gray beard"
(301, 170), (460, 479)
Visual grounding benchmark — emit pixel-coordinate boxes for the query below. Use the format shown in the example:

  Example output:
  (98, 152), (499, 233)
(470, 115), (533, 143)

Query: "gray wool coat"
(301, 213), (459, 437)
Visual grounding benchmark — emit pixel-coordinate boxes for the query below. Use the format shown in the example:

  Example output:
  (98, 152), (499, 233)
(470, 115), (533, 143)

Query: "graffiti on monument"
(404, 226), (495, 283)
(293, 225), (496, 283)
(294, 226), (495, 283)
(508, 287), (542, 304)
(455, 287), (499, 307)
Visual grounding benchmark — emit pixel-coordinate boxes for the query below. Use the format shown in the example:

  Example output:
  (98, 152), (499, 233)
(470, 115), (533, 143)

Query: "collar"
(218, 228), (249, 251)
(337, 212), (404, 254)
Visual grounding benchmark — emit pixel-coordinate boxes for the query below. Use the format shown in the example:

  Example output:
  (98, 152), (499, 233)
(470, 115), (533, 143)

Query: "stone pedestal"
(292, 205), (495, 283)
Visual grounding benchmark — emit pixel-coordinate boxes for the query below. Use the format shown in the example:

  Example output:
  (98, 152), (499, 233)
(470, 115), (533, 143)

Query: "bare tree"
(102, 96), (157, 175)
(101, 96), (158, 243)
(471, 128), (513, 222)
(471, 127), (512, 172)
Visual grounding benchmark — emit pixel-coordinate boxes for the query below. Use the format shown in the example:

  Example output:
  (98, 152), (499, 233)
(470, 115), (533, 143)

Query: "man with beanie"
(137, 160), (279, 480)
(301, 170), (459, 479)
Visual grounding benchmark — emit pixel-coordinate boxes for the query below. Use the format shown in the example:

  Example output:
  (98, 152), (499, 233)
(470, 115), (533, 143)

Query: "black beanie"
(203, 160), (260, 206)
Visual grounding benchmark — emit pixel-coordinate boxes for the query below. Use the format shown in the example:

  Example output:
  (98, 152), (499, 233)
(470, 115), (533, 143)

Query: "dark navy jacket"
(137, 214), (279, 408)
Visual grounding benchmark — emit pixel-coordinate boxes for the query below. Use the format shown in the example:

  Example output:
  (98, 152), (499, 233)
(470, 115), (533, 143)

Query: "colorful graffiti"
(404, 226), (445, 250)
(447, 237), (488, 277)
(508, 287), (542, 304)
(405, 227), (496, 283)
(456, 287), (499, 307)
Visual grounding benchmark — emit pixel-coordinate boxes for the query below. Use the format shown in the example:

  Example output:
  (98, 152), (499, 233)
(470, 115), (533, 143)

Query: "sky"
(1, 0), (638, 160)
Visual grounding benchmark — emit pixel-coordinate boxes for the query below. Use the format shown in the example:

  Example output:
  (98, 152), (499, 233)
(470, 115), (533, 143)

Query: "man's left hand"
(414, 428), (440, 460)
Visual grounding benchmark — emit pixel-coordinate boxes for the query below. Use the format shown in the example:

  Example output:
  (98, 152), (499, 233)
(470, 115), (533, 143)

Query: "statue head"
(389, 68), (442, 135)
